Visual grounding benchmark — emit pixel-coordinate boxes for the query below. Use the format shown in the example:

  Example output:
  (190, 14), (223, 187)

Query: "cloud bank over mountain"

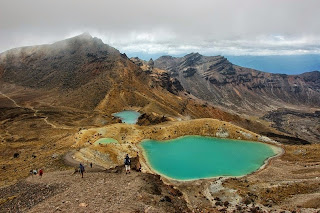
(1, 0), (320, 56)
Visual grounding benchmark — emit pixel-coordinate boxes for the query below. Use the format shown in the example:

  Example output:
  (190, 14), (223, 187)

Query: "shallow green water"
(112, 110), (141, 124)
(94, 138), (118, 145)
(141, 136), (278, 180)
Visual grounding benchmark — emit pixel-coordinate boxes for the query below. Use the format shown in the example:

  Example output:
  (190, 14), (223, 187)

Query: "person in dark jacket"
(79, 163), (85, 178)
(124, 154), (131, 174)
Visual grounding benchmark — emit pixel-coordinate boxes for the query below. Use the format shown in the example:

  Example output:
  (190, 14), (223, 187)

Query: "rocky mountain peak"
(184, 52), (202, 59)
(52, 33), (107, 50)
(78, 32), (92, 39)
(185, 52), (202, 58)
(61, 32), (93, 42)
(148, 58), (154, 69)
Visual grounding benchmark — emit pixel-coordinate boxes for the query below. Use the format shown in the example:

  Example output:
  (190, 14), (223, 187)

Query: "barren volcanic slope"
(155, 53), (320, 143)
(0, 33), (176, 112)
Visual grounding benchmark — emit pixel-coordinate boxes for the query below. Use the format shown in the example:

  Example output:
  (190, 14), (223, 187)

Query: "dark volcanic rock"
(137, 112), (170, 126)
(183, 68), (197, 77)
(262, 108), (320, 143)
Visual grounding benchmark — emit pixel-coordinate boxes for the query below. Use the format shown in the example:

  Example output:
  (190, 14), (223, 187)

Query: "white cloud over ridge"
(100, 31), (320, 56)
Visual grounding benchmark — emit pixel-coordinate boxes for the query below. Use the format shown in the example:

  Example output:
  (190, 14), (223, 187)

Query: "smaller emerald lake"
(94, 138), (118, 145)
(141, 136), (279, 180)
(112, 110), (141, 124)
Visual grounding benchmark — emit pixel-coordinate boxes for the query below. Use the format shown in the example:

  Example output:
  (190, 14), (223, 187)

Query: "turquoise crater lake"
(94, 138), (118, 145)
(141, 136), (279, 180)
(112, 110), (141, 124)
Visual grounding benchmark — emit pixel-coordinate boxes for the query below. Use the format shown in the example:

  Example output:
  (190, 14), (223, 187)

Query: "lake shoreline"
(139, 135), (283, 182)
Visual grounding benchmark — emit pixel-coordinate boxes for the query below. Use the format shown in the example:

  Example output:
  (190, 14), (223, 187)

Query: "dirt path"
(0, 90), (72, 130)
(0, 91), (20, 108)
(63, 150), (106, 172)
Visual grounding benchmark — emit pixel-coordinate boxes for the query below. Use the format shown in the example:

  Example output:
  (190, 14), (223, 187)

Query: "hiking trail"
(0, 91), (72, 130)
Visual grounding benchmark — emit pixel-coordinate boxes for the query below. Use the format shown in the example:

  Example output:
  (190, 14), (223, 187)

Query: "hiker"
(79, 163), (85, 178)
(90, 162), (93, 168)
(39, 169), (43, 177)
(136, 152), (141, 172)
(124, 154), (131, 174)
(30, 169), (34, 178)
(33, 169), (38, 175)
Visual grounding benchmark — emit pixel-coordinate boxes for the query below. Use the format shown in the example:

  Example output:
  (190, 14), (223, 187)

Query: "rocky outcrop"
(137, 112), (171, 126)
(147, 58), (154, 69)
(182, 68), (197, 77)
(130, 57), (184, 95)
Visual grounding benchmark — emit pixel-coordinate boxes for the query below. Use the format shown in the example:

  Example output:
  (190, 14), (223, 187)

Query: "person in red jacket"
(39, 169), (43, 177)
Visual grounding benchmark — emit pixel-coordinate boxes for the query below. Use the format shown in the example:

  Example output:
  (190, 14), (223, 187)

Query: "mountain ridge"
(155, 52), (320, 115)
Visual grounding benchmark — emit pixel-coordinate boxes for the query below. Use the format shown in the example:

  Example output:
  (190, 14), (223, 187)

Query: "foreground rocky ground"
(0, 167), (189, 213)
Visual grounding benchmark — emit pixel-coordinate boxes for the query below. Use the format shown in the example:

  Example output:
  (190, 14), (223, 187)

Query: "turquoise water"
(94, 138), (118, 145)
(112, 110), (141, 124)
(141, 136), (278, 180)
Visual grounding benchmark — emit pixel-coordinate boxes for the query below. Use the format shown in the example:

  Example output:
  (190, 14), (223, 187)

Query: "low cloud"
(1, 0), (320, 57)
(101, 31), (320, 56)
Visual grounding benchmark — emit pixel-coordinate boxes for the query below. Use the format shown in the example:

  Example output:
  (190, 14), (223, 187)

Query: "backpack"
(125, 157), (131, 165)
(80, 164), (85, 172)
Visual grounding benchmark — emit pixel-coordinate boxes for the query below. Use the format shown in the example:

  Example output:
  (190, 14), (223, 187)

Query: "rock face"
(262, 109), (320, 143)
(130, 57), (184, 95)
(155, 53), (320, 115)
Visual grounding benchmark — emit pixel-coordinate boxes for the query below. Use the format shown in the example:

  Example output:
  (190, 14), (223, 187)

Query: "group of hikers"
(78, 152), (141, 178)
(29, 168), (43, 177)
(30, 153), (141, 179)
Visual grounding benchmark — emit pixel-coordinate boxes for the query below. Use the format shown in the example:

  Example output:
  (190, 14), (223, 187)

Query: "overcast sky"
(1, 0), (320, 58)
